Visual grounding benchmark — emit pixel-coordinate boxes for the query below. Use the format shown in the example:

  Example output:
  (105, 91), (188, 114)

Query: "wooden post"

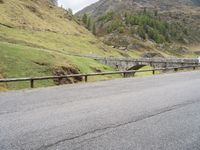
(123, 73), (126, 78)
(85, 75), (88, 82)
(174, 68), (178, 72)
(58, 77), (62, 85)
(133, 72), (135, 77)
(30, 79), (34, 88)
(152, 70), (155, 75)
(193, 66), (196, 70)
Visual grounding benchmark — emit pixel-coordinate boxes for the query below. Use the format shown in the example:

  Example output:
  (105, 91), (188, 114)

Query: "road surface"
(1, 71), (200, 150)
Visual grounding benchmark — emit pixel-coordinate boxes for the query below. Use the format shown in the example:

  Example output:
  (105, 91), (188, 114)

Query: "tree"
(67, 8), (73, 15)
(143, 7), (147, 14)
(87, 17), (91, 30)
(92, 23), (96, 35)
(82, 13), (88, 25)
(154, 10), (158, 17)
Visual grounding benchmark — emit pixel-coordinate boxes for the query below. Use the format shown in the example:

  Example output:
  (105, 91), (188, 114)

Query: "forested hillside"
(77, 0), (200, 56)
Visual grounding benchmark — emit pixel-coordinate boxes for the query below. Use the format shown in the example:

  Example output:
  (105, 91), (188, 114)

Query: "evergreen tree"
(87, 17), (91, 30)
(154, 10), (158, 17)
(67, 8), (73, 15)
(143, 7), (147, 14)
(92, 23), (96, 35)
(82, 14), (88, 25)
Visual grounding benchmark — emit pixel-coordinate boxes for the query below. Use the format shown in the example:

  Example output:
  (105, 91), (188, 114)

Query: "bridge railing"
(0, 65), (199, 89)
(92, 57), (199, 64)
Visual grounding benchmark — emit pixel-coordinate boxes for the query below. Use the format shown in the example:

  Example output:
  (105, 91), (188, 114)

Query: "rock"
(118, 46), (127, 51)
(141, 52), (164, 58)
(127, 44), (141, 50)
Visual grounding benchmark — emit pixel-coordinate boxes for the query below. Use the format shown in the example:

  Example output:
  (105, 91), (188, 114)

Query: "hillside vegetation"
(0, 0), (126, 90)
(77, 0), (200, 56)
(95, 11), (199, 44)
(0, 0), (199, 90)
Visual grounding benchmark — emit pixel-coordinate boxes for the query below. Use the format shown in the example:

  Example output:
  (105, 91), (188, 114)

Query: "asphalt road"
(1, 71), (200, 150)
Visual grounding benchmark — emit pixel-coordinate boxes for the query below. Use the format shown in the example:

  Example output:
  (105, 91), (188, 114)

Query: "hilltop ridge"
(77, 0), (200, 18)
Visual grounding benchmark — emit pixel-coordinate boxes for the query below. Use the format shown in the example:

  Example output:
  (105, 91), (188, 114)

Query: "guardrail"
(88, 56), (199, 64)
(0, 65), (199, 89)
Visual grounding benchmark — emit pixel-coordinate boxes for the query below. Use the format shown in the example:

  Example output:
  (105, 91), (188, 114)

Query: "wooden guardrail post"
(30, 79), (34, 88)
(152, 70), (155, 75)
(85, 75), (88, 82)
(193, 66), (196, 70)
(174, 68), (178, 72)
(123, 73), (126, 78)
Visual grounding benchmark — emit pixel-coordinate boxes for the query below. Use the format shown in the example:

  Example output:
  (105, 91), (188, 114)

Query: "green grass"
(0, 42), (120, 90)
(0, 25), (123, 57)
(0, 41), (162, 91)
(0, 0), (170, 91)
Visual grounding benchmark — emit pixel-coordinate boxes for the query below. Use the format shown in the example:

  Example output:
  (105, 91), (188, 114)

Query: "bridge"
(91, 56), (199, 71)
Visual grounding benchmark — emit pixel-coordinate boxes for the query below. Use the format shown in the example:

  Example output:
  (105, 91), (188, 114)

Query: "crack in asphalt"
(36, 99), (200, 150)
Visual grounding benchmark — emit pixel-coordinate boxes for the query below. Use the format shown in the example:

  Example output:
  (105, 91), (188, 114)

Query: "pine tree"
(154, 10), (158, 17)
(92, 23), (96, 35)
(87, 17), (91, 30)
(82, 14), (88, 25)
(68, 8), (73, 15)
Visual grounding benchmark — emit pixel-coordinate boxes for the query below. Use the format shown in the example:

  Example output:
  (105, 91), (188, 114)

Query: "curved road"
(1, 71), (200, 150)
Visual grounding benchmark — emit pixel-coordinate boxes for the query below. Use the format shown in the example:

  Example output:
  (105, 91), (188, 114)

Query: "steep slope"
(77, 0), (200, 54)
(0, 0), (125, 90)
(0, 0), (123, 56)
(77, 0), (200, 18)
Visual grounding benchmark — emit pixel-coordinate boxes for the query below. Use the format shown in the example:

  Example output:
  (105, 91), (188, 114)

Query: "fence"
(0, 65), (199, 89)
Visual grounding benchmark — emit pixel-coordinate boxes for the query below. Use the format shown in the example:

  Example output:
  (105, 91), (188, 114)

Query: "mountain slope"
(77, 0), (200, 18)
(0, 0), (127, 90)
(77, 0), (200, 54)
(0, 0), (123, 56)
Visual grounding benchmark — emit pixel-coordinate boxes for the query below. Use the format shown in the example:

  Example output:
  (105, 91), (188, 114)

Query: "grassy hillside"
(0, 0), (125, 56)
(0, 0), (126, 90)
(0, 42), (121, 90)
(0, 0), (197, 91)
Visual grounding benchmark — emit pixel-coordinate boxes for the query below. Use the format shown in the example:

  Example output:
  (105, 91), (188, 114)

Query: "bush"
(107, 20), (123, 33)
(147, 29), (165, 43)
(98, 11), (192, 44)
(118, 27), (125, 33)
(98, 11), (114, 22)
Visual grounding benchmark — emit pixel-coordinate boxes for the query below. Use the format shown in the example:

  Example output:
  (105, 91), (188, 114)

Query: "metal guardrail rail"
(0, 65), (199, 89)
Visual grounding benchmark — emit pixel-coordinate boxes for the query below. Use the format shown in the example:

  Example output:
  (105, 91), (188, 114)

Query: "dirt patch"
(0, 0), (4, 4)
(90, 67), (102, 73)
(33, 61), (49, 66)
(52, 66), (82, 85)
